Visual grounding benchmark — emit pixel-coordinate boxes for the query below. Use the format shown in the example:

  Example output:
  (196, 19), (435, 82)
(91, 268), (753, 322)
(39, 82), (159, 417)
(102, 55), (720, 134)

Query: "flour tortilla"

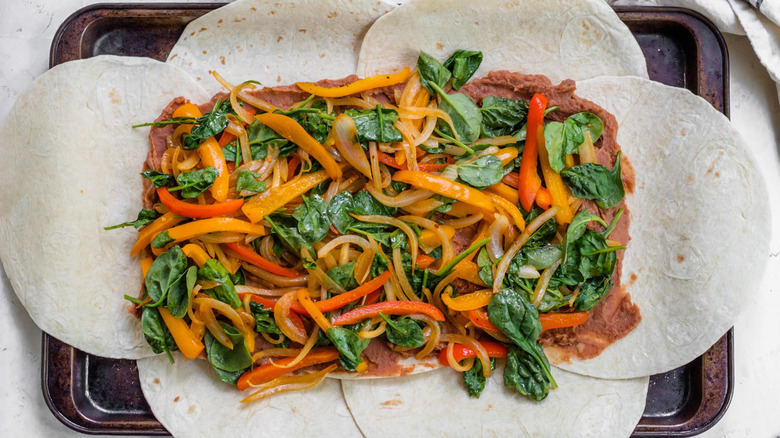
(166, 0), (396, 95)
(138, 353), (363, 438)
(342, 365), (649, 438)
(0, 56), (210, 359)
(543, 76), (771, 378)
(356, 0), (648, 83)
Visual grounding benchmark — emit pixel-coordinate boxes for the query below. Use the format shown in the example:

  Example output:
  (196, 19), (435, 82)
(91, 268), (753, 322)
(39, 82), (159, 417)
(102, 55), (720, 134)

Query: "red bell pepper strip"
(415, 254), (436, 269)
(437, 341), (509, 365)
(156, 187), (244, 218)
(224, 242), (303, 277)
(236, 347), (339, 390)
(287, 156), (301, 179)
(538, 312), (589, 331)
(218, 131), (236, 147)
(289, 270), (391, 314)
(467, 308), (499, 332)
(333, 300), (445, 326)
(517, 93), (547, 211)
(376, 151), (451, 173)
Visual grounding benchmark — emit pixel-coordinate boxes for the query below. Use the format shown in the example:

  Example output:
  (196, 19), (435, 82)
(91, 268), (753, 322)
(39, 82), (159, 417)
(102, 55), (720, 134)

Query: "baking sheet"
(42, 4), (732, 436)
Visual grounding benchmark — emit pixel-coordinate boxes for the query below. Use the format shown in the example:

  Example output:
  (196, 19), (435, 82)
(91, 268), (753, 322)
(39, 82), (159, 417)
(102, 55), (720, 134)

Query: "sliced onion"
(516, 265), (541, 279)
(301, 247), (345, 294)
(242, 262), (308, 287)
(366, 184), (433, 207)
(487, 215), (510, 262)
(399, 215), (453, 267)
(393, 246), (420, 301)
(273, 291), (308, 344)
(440, 333), (492, 378)
(241, 364), (337, 403)
(331, 115), (372, 178)
(493, 207), (559, 294)
(352, 214), (418, 273)
(411, 314), (441, 359)
(317, 235), (371, 257)
(270, 325), (319, 369)
(441, 213), (483, 229)
(532, 260), (562, 307)
(194, 296), (254, 353)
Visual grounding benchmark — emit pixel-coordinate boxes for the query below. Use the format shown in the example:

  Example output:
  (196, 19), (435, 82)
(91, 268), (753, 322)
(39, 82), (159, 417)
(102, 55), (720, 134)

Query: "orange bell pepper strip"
(158, 307), (205, 360)
(236, 347), (339, 390)
(437, 341), (509, 365)
(198, 137), (230, 202)
(288, 270), (392, 314)
(537, 129), (574, 224)
(418, 225), (455, 249)
(517, 93), (547, 211)
(131, 211), (186, 255)
(242, 169), (331, 223)
(181, 243), (210, 267)
(538, 312), (589, 331)
(140, 257), (154, 277)
(218, 131), (236, 147)
(156, 187), (244, 219)
(224, 242), (302, 277)
(376, 151), (450, 173)
(485, 181), (519, 205)
(296, 67), (411, 98)
(485, 192), (526, 231)
(535, 187), (553, 210)
(162, 217), (266, 246)
(392, 170), (495, 213)
(416, 254), (436, 269)
(494, 147), (519, 166)
(501, 171), (519, 188)
(172, 102), (202, 119)
(296, 288), (333, 332)
(467, 308), (499, 331)
(255, 113), (342, 180)
(441, 289), (493, 312)
(333, 301), (445, 326)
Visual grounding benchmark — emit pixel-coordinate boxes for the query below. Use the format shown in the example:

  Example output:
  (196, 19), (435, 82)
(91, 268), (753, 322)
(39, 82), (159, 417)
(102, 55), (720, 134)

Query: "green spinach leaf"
(480, 96), (528, 138)
(169, 166), (218, 198)
(463, 357), (496, 398)
(145, 245), (187, 306)
(292, 194), (330, 243)
(561, 152), (624, 209)
(432, 83), (482, 144)
(443, 50), (482, 90)
(249, 301), (284, 336)
(326, 326), (370, 372)
(352, 190), (397, 217)
(457, 155), (503, 188)
(379, 313), (425, 348)
(204, 322), (252, 384)
(166, 266), (197, 318)
(417, 51), (451, 95)
(562, 210), (607, 264)
(327, 191), (355, 234)
(198, 259), (241, 308)
(327, 261), (359, 291)
(141, 170), (176, 188)
(346, 106), (403, 143)
(266, 214), (315, 257)
(104, 208), (161, 230)
(181, 99), (232, 150)
(504, 346), (551, 401)
(236, 171), (266, 195)
(141, 307), (177, 361)
(573, 276), (612, 311)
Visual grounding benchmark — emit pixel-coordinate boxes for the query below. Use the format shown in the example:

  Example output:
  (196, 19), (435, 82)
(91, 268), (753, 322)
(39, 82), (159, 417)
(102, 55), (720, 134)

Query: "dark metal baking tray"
(42, 4), (732, 436)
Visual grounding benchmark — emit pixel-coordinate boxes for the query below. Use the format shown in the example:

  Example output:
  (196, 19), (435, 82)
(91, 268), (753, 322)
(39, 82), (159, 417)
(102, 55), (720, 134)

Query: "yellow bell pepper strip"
(418, 224), (455, 249)
(537, 129), (574, 224)
(224, 242), (302, 277)
(485, 181), (518, 205)
(131, 211), (186, 255)
(236, 347), (339, 390)
(494, 147), (519, 166)
(437, 341), (508, 366)
(485, 192), (526, 231)
(140, 257), (154, 277)
(441, 289), (493, 311)
(181, 243), (210, 267)
(517, 93), (547, 211)
(156, 187), (244, 219)
(155, 218), (266, 248)
(288, 270), (391, 314)
(296, 67), (412, 98)
(198, 137), (230, 202)
(333, 301), (445, 326)
(158, 307), (205, 360)
(296, 288), (332, 332)
(255, 113), (342, 180)
(392, 170), (495, 213)
(242, 169), (331, 223)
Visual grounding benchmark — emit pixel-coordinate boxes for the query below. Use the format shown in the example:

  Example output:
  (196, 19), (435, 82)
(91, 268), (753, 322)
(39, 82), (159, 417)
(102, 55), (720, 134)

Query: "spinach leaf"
(431, 82), (483, 144)
(476, 247), (494, 286)
(480, 96), (528, 138)
(346, 106), (403, 143)
(523, 208), (558, 247)
(463, 357), (496, 398)
(576, 231), (618, 279)
(169, 166), (218, 198)
(266, 214), (314, 257)
(285, 105), (332, 143)
(536, 286), (571, 313)
(141, 307), (177, 361)
(561, 152), (624, 209)
(292, 195), (330, 243)
(327, 261), (359, 291)
(457, 155), (503, 188)
(543, 121), (569, 173)
(574, 276), (612, 311)
(562, 210), (607, 264)
(181, 99), (232, 150)
(104, 208), (161, 230)
(352, 190), (397, 217)
(198, 259), (241, 308)
(222, 143), (266, 163)
(488, 288), (556, 388)
(166, 266), (197, 318)
(443, 50), (482, 90)
(150, 230), (175, 249)
(569, 112), (604, 143)
(326, 326), (370, 372)
(504, 346), (551, 401)
(141, 170), (176, 188)
(145, 245), (187, 306)
(204, 322), (252, 384)
(379, 314), (425, 348)
(417, 51), (451, 95)
(327, 191), (354, 233)
(236, 171), (266, 195)
(513, 245), (562, 270)
(249, 301), (284, 336)
(544, 112), (605, 173)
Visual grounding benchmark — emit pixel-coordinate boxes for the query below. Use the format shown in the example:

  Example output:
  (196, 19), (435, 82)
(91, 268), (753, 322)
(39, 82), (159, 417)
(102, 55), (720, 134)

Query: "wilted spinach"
(544, 112), (605, 173)
(457, 155), (504, 188)
(292, 194), (330, 243)
(327, 261), (359, 291)
(346, 106), (403, 143)
(166, 266), (197, 318)
(204, 322), (253, 384)
(562, 210), (607, 264)
(236, 170), (266, 195)
(417, 51), (452, 95)
(141, 170), (176, 188)
(561, 152), (624, 209)
(145, 245), (187, 306)
(181, 99), (232, 150)
(249, 301), (284, 336)
(327, 191), (355, 233)
(168, 166), (218, 198)
(352, 190), (397, 217)
(266, 214), (315, 257)
(326, 326), (370, 372)
(380, 313), (425, 348)
(443, 50), (482, 90)
(480, 96), (528, 138)
(463, 357), (496, 398)
(431, 82), (483, 144)
(573, 276), (612, 311)
(104, 208), (161, 230)
(504, 346), (551, 401)
(141, 307), (177, 362)
(198, 259), (241, 308)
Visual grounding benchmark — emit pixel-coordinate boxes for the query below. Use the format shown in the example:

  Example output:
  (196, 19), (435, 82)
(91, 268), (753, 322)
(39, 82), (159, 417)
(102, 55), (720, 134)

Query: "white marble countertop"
(1, 1), (779, 437)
